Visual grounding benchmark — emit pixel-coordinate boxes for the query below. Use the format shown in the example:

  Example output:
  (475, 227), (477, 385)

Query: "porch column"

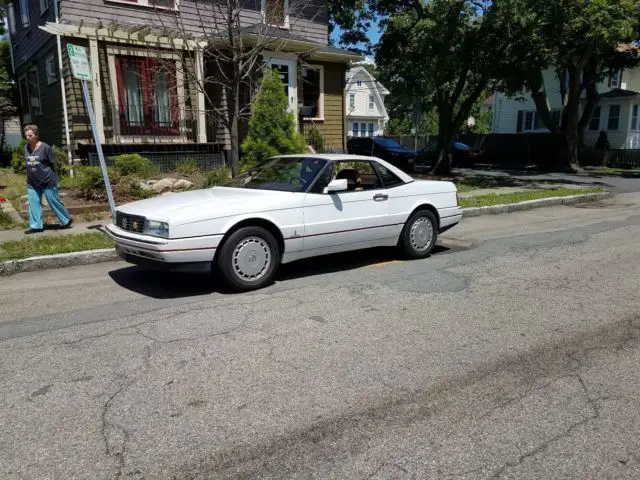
(195, 48), (207, 143)
(89, 38), (105, 143)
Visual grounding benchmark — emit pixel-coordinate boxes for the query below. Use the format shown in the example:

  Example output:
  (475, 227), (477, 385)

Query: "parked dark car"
(346, 136), (421, 172)
(418, 141), (482, 168)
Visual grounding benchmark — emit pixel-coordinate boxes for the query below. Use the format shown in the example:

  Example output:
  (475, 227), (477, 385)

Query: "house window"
(349, 93), (355, 110)
(7, 4), (16, 35)
(19, 0), (29, 28)
(356, 80), (362, 87)
(607, 105), (620, 130)
(368, 95), (374, 110)
(18, 67), (42, 123)
(352, 122), (359, 137)
(632, 105), (639, 131)
(262, 0), (289, 27)
(106, 0), (178, 8)
(45, 53), (57, 85)
(368, 123), (374, 136)
(39, 0), (51, 14)
(524, 111), (537, 131)
(301, 65), (323, 120)
(609, 70), (622, 88)
(115, 56), (179, 135)
(589, 106), (601, 131)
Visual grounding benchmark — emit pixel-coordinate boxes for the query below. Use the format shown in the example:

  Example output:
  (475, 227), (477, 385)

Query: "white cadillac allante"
(104, 154), (462, 291)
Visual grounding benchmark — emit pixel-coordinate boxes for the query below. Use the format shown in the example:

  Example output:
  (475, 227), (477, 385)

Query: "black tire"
(399, 209), (438, 259)
(216, 226), (280, 292)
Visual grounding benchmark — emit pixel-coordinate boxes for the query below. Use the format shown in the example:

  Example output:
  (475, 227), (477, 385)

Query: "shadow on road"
(107, 245), (453, 299)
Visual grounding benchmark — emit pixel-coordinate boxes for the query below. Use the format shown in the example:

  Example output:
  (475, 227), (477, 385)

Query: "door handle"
(373, 193), (388, 201)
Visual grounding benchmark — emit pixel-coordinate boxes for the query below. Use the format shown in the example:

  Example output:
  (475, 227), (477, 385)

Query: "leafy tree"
(240, 69), (306, 170)
(501, 0), (640, 171)
(376, 0), (522, 174)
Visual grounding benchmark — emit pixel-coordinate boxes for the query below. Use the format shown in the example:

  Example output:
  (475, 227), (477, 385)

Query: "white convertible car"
(104, 154), (462, 291)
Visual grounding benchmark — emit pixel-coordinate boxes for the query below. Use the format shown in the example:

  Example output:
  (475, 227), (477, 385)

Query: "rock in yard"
(173, 179), (194, 190)
(139, 181), (154, 191)
(152, 178), (176, 194)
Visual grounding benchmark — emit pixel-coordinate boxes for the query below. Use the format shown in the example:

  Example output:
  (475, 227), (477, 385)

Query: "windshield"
(224, 156), (329, 192)
(373, 137), (407, 149)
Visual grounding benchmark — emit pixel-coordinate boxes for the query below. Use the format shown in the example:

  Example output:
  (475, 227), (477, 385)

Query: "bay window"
(115, 56), (179, 135)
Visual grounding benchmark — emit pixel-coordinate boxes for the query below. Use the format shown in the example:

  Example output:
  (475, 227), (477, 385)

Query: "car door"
(372, 160), (418, 231)
(302, 160), (395, 254)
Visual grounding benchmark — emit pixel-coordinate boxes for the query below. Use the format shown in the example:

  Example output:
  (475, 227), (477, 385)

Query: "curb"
(0, 248), (119, 276)
(0, 191), (610, 276)
(461, 191), (610, 217)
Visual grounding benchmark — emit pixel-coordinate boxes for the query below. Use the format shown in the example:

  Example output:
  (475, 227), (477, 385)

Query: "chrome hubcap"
(410, 217), (433, 251)
(232, 236), (271, 281)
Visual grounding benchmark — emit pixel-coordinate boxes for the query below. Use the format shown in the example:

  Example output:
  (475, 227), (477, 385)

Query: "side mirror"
(324, 178), (348, 193)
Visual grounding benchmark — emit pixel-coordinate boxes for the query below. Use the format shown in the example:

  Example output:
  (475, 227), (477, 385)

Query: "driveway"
(1, 193), (640, 479)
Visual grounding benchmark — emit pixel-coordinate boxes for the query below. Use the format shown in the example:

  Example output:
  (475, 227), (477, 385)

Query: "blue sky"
(331, 19), (381, 55)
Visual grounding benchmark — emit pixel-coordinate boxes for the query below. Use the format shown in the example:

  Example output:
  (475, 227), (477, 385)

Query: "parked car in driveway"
(418, 141), (481, 167)
(347, 136), (424, 172)
(105, 154), (462, 292)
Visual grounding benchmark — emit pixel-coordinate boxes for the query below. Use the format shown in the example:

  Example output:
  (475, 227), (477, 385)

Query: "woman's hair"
(23, 124), (39, 137)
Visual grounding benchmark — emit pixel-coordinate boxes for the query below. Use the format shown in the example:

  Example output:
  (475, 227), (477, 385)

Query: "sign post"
(67, 44), (116, 216)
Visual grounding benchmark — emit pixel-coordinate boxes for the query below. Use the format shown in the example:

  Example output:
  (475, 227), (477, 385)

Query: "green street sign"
(67, 43), (92, 81)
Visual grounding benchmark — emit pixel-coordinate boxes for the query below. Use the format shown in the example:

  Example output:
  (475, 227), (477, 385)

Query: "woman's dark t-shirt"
(24, 142), (58, 189)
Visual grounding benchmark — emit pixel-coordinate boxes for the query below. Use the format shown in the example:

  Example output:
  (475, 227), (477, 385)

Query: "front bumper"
(104, 223), (223, 266)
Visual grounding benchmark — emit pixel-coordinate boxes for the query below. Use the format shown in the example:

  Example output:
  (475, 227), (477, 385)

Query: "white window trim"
(302, 64), (324, 121)
(19, 0), (30, 28)
(368, 94), (374, 111)
(631, 104), (639, 132)
(348, 93), (355, 110)
(106, 45), (187, 143)
(7, 3), (16, 35)
(609, 70), (622, 89)
(45, 53), (57, 85)
(105, 0), (180, 12)
(261, 0), (290, 29)
(607, 104), (621, 131)
(18, 74), (31, 123)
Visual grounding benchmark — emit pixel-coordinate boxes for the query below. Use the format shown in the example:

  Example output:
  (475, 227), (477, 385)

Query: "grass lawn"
(460, 187), (606, 208)
(0, 232), (114, 262)
(593, 167), (640, 175)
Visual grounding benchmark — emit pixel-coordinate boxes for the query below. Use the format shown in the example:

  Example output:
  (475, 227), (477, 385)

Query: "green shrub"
(202, 167), (232, 188)
(116, 175), (154, 200)
(11, 139), (27, 173)
(306, 126), (326, 153)
(75, 166), (119, 198)
(240, 69), (306, 171)
(113, 154), (157, 178)
(175, 158), (199, 176)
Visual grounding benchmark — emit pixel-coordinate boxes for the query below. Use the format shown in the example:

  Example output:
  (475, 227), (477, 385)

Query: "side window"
(309, 163), (334, 194)
(334, 161), (382, 192)
(374, 163), (405, 188)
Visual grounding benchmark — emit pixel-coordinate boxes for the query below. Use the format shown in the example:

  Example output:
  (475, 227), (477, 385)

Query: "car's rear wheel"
(216, 226), (280, 292)
(399, 209), (438, 259)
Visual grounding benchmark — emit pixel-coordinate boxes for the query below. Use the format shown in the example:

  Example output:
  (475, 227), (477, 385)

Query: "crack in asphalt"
(169, 313), (640, 479)
(100, 345), (152, 478)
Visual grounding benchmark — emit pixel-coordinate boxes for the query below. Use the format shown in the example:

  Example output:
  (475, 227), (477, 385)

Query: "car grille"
(115, 211), (146, 234)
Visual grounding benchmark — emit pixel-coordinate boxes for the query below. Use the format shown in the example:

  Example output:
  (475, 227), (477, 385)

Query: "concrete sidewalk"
(0, 221), (106, 243)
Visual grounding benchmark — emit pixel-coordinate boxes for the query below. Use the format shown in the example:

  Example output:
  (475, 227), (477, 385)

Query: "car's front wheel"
(216, 226), (280, 292)
(399, 209), (438, 259)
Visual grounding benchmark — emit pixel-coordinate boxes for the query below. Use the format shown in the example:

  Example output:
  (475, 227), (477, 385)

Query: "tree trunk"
(430, 101), (454, 175)
(229, 65), (241, 177)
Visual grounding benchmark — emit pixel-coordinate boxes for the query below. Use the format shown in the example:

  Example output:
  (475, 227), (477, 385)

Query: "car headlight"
(144, 220), (169, 238)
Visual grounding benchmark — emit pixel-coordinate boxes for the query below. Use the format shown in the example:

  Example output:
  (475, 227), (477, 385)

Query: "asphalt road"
(1, 193), (640, 479)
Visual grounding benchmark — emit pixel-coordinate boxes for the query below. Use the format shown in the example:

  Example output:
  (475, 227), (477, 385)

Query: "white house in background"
(492, 65), (640, 149)
(345, 66), (390, 137)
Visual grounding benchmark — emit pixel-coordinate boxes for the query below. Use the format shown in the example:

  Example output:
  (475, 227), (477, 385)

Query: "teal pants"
(27, 185), (71, 230)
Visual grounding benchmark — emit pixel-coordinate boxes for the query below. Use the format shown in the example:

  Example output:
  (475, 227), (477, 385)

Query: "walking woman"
(23, 124), (73, 234)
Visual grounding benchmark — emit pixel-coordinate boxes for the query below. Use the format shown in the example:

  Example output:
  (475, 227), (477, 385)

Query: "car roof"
(273, 154), (415, 183)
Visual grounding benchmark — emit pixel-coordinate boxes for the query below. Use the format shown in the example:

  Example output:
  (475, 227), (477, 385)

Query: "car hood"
(116, 187), (303, 223)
